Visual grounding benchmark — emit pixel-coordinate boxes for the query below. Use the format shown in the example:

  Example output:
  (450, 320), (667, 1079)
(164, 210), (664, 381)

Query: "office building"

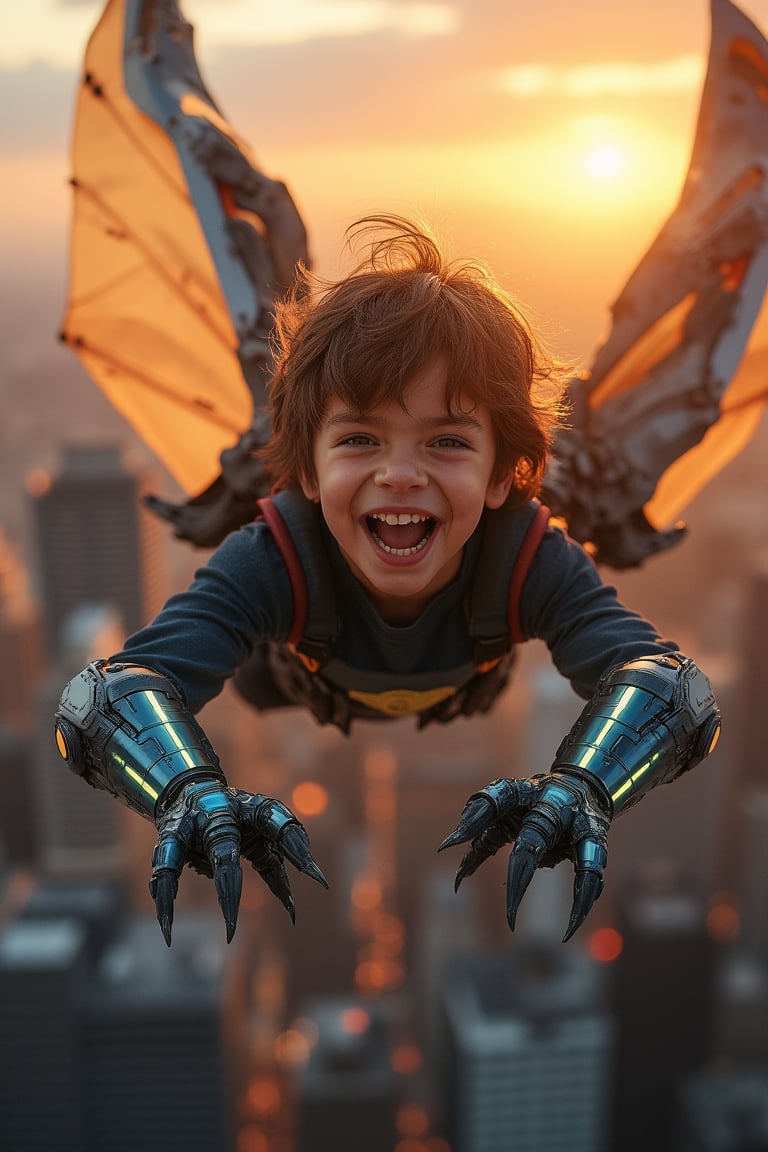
(30, 445), (167, 660)
(0, 528), (42, 731)
(295, 997), (399, 1152)
(610, 882), (717, 1152)
(440, 944), (614, 1152)
(678, 1069), (768, 1151)
(33, 604), (127, 878)
(0, 893), (251, 1152)
(81, 915), (250, 1152)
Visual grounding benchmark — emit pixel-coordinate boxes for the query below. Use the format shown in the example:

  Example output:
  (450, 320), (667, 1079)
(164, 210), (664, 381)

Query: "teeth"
(367, 512), (435, 557)
(373, 512), (429, 526)
(377, 537), (431, 556)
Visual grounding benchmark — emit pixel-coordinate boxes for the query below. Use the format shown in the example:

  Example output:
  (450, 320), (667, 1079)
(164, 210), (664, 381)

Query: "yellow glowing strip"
(592, 718), (615, 746)
(611, 751), (661, 802)
(125, 764), (159, 801)
(575, 746), (598, 769)
(146, 691), (196, 770)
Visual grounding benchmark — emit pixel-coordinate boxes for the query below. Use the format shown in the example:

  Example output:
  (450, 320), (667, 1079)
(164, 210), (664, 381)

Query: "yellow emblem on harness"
(348, 685), (457, 716)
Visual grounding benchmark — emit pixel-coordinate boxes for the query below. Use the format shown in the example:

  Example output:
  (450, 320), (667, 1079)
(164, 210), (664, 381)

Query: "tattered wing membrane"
(61, 0), (307, 497)
(647, 340), (768, 526)
(542, 0), (768, 568)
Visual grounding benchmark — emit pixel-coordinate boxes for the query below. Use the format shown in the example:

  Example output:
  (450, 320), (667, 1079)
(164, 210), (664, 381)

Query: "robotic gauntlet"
(55, 662), (327, 945)
(439, 653), (720, 941)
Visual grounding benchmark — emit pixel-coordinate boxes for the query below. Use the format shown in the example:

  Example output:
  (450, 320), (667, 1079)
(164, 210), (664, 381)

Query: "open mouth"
(366, 512), (436, 556)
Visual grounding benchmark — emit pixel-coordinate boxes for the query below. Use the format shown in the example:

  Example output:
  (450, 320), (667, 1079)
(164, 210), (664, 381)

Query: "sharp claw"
(151, 870), (178, 948)
(562, 870), (604, 943)
(438, 796), (494, 852)
(213, 852), (243, 944)
(279, 825), (329, 888)
(258, 858), (297, 922)
(285, 894), (296, 925)
(505, 844), (539, 932)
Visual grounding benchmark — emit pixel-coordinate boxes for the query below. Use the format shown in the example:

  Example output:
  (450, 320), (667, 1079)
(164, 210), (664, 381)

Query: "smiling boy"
(55, 216), (721, 946)
(300, 354), (512, 623)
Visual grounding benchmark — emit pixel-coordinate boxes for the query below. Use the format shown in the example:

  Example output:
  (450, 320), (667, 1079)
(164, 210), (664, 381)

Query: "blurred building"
(80, 915), (251, 1152)
(730, 551), (768, 796)
(29, 444), (167, 660)
(0, 527), (42, 732)
(678, 1070), (768, 1151)
(439, 944), (614, 1152)
(712, 949), (768, 1069)
(0, 915), (92, 1151)
(294, 997), (399, 1152)
(33, 604), (127, 878)
(0, 729), (38, 868)
(0, 882), (252, 1152)
(610, 880), (718, 1152)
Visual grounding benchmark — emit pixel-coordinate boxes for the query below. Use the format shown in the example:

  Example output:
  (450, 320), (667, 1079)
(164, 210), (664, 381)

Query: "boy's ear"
(484, 470), (515, 510)
(299, 471), (321, 503)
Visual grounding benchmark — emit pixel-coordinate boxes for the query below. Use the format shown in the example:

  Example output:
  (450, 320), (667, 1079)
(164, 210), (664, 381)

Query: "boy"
(55, 217), (721, 947)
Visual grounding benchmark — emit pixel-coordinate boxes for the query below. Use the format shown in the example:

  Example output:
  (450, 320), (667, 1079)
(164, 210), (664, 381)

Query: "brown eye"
(432, 436), (469, 449)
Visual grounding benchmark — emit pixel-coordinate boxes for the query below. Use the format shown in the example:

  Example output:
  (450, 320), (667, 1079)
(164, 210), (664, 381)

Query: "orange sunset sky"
(4, 0), (768, 364)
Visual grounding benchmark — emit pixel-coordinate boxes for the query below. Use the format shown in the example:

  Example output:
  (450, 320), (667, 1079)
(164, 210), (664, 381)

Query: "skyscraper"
(29, 444), (167, 660)
(80, 915), (251, 1152)
(440, 944), (614, 1152)
(0, 527), (42, 732)
(34, 604), (127, 878)
(295, 997), (399, 1152)
(0, 894), (252, 1152)
(0, 915), (92, 1151)
(610, 881), (718, 1152)
(678, 1069), (768, 1151)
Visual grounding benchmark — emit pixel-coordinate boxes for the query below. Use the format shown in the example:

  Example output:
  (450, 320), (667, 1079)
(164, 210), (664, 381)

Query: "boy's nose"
(375, 453), (428, 489)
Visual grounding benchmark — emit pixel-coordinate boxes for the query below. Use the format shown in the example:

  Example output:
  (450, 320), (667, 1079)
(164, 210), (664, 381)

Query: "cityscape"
(1, 341), (767, 1151)
(3, 0), (768, 1148)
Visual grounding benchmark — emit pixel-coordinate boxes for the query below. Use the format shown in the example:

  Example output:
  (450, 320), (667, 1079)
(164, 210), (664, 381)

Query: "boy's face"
(301, 355), (514, 623)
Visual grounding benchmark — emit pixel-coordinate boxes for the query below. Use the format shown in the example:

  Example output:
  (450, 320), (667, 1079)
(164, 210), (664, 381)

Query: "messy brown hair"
(264, 216), (569, 504)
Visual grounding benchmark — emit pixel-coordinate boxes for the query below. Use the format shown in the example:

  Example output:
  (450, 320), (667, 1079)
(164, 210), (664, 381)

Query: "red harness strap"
(507, 504), (550, 644)
(257, 497), (307, 647)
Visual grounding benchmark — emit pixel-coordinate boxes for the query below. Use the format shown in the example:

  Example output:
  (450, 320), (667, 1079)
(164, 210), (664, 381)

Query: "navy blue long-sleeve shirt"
(114, 501), (676, 717)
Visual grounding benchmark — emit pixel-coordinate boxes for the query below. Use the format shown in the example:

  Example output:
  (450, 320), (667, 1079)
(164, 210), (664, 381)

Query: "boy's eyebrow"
(325, 410), (484, 431)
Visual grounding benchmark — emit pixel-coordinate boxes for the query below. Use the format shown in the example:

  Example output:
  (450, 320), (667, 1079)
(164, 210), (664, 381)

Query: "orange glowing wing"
(543, 0), (768, 567)
(60, 0), (308, 497)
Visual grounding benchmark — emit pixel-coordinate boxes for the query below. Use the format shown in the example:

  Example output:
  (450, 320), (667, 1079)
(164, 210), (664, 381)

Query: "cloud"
(498, 55), (703, 99)
(184, 0), (460, 44)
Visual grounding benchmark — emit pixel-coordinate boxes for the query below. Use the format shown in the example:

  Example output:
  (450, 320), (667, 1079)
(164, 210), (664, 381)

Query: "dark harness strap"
(257, 497), (307, 647)
(468, 501), (550, 663)
(258, 492), (550, 669)
(257, 493), (340, 665)
(508, 503), (550, 643)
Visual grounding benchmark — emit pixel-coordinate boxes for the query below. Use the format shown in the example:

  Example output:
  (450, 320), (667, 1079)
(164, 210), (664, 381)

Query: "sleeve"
(519, 523), (679, 700)
(111, 523), (294, 713)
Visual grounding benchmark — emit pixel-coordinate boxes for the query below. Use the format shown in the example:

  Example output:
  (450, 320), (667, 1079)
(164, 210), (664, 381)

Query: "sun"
(585, 142), (626, 181)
